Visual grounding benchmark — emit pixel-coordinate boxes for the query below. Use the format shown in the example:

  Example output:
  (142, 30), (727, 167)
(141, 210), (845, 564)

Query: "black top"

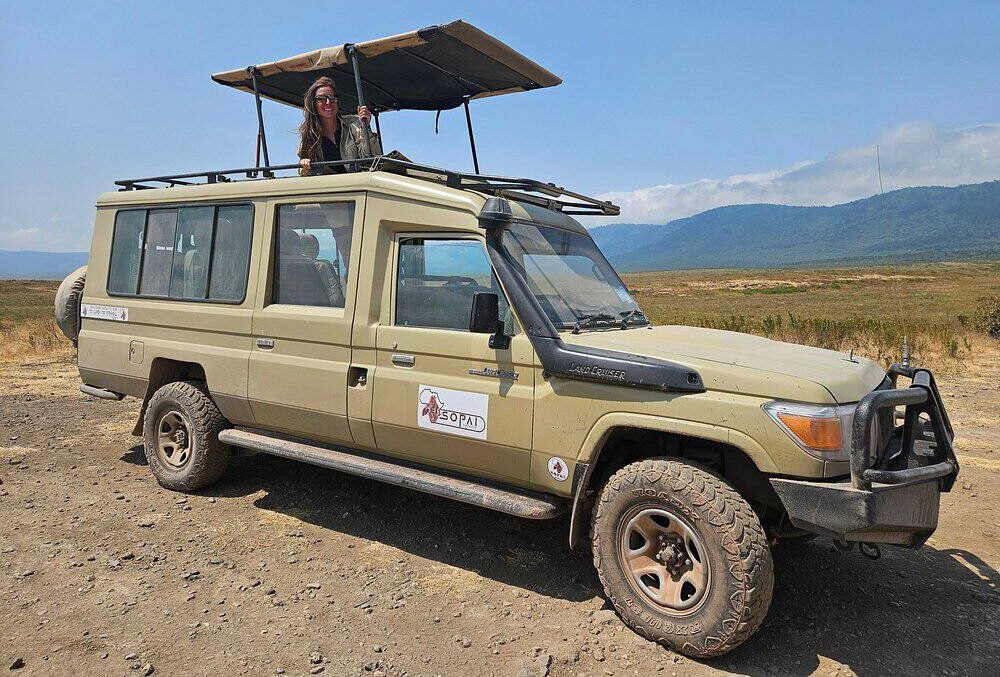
(321, 135), (345, 173)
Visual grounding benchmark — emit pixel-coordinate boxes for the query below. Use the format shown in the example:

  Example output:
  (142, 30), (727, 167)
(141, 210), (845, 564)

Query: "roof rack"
(113, 155), (620, 217)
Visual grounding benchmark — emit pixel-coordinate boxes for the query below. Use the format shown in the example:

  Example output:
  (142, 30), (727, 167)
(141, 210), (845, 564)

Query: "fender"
(567, 412), (779, 549)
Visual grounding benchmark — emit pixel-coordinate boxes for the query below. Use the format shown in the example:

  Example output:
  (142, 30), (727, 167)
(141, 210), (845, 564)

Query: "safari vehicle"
(57, 21), (960, 658)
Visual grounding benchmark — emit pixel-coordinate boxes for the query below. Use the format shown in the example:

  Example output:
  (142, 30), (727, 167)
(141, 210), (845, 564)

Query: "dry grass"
(624, 261), (1000, 372)
(0, 280), (73, 363)
(3, 261), (999, 371)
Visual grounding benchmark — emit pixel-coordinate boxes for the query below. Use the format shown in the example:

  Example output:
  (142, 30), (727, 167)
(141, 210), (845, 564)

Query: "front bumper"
(771, 366), (958, 547)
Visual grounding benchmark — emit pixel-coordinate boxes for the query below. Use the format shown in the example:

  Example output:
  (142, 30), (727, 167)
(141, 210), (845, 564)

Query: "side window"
(395, 238), (511, 332)
(168, 206), (214, 300)
(209, 206), (254, 302)
(108, 210), (145, 294)
(273, 202), (355, 308)
(107, 204), (253, 302)
(139, 209), (178, 296)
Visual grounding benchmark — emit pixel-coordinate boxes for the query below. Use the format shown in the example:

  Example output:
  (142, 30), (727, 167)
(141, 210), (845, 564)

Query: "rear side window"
(209, 206), (254, 302)
(139, 209), (178, 296)
(108, 204), (253, 302)
(107, 210), (145, 294)
(273, 202), (355, 308)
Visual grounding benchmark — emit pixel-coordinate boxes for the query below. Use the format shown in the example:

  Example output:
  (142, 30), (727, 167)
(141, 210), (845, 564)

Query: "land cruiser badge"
(418, 386), (488, 440)
(547, 456), (569, 482)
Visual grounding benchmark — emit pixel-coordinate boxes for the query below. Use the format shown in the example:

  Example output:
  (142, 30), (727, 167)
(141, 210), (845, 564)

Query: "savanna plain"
(1, 262), (998, 676)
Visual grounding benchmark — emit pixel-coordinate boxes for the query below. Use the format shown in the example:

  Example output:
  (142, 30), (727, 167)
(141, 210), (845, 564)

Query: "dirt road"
(1, 357), (998, 676)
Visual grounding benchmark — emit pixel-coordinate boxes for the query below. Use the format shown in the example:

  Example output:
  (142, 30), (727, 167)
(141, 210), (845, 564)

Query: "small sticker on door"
(548, 456), (569, 482)
(81, 304), (128, 322)
(418, 385), (488, 440)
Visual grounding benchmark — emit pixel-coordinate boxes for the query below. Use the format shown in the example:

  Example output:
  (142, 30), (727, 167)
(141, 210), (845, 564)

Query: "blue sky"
(1, 1), (998, 251)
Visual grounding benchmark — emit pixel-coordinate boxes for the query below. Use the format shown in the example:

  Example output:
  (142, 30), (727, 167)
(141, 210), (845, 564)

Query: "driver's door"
(371, 234), (535, 483)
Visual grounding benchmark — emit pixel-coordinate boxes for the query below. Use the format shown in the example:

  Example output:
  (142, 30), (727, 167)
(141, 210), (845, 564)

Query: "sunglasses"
(315, 95), (339, 104)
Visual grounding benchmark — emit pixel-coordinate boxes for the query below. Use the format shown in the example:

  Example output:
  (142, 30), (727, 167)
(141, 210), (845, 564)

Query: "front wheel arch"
(568, 418), (778, 549)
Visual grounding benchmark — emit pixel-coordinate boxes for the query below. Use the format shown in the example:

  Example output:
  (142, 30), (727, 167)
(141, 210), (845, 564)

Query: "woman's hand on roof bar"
(299, 158), (312, 172)
(358, 106), (372, 125)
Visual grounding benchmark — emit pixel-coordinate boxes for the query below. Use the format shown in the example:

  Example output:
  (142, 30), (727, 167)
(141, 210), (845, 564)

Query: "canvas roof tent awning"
(211, 20), (562, 112)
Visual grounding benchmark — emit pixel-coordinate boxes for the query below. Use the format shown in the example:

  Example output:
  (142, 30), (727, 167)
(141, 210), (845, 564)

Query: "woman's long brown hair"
(298, 76), (336, 161)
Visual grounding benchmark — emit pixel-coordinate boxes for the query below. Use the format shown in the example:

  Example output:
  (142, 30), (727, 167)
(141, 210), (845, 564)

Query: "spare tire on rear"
(54, 265), (87, 342)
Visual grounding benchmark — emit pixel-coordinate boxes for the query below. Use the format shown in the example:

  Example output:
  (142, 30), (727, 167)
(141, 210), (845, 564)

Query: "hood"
(567, 325), (886, 404)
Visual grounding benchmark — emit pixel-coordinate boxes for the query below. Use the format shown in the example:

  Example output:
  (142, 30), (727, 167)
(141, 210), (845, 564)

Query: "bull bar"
(770, 365), (960, 547)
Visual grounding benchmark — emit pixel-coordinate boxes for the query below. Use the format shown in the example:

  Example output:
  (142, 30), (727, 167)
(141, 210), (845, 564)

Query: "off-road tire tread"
(591, 458), (773, 658)
(143, 380), (231, 491)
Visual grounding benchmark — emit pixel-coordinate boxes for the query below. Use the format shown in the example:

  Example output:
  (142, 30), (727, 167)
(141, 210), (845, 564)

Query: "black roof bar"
(114, 156), (619, 216)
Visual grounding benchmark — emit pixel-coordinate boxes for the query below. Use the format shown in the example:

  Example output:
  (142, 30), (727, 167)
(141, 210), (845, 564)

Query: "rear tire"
(591, 458), (773, 658)
(142, 381), (231, 491)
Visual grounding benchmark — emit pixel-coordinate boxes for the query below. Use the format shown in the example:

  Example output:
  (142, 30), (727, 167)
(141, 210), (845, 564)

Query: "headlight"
(763, 401), (856, 461)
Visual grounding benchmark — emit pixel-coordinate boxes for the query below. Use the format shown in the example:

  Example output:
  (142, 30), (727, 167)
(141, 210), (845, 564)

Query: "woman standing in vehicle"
(298, 76), (382, 175)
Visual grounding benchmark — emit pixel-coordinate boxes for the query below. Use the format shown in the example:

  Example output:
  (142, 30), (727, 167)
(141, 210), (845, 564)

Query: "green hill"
(591, 180), (1000, 271)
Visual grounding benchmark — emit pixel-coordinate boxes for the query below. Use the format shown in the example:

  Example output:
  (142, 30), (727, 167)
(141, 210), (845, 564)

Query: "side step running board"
(218, 428), (566, 520)
(80, 384), (124, 401)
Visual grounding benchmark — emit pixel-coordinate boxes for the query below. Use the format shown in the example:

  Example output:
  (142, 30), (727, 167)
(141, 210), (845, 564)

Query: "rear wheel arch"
(568, 417), (779, 549)
(131, 358), (208, 435)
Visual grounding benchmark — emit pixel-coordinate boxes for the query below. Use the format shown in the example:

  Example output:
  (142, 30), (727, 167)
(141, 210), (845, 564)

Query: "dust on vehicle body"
(56, 20), (960, 658)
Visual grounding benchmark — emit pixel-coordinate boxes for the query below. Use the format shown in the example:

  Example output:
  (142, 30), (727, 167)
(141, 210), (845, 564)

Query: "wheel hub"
(618, 506), (711, 614)
(656, 534), (691, 578)
(155, 409), (193, 469)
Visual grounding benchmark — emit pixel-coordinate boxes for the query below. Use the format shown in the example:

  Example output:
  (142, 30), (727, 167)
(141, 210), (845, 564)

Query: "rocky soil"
(1, 357), (998, 676)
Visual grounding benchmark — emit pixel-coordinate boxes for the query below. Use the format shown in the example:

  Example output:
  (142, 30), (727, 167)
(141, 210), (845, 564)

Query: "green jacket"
(299, 114), (384, 175)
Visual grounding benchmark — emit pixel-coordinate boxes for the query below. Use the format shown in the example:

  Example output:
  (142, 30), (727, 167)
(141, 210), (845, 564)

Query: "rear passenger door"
(247, 196), (363, 444)
(371, 235), (535, 483)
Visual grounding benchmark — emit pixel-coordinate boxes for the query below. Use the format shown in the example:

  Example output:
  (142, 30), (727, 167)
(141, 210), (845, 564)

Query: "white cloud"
(598, 122), (1000, 224)
(0, 216), (90, 252)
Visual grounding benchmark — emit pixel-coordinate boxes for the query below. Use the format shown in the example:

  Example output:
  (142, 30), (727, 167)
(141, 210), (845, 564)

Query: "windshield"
(502, 222), (647, 330)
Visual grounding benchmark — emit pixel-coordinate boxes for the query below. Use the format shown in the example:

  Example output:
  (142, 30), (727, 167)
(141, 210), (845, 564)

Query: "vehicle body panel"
(79, 170), (902, 502)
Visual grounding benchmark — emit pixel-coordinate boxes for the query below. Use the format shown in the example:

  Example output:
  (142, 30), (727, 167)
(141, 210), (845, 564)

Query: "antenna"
(875, 144), (885, 196)
(875, 144), (891, 261)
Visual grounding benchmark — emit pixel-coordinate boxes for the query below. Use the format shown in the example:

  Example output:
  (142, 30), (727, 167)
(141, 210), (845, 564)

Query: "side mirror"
(469, 292), (511, 350)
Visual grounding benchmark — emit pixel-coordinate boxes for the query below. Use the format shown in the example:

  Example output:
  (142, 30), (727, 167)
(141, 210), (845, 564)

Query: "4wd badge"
(418, 386), (488, 440)
(547, 456), (569, 482)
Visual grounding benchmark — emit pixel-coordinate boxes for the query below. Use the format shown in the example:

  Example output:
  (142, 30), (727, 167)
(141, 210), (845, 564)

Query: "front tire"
(142, 381), (231, 491)
(591, 458), (773, 658)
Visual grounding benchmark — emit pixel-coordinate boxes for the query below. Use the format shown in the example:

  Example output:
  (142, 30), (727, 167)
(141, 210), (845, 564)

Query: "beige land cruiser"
(56, 22), (960, 658)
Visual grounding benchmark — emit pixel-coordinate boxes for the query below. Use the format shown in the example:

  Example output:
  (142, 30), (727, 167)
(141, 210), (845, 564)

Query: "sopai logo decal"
(417, 386), (489, 440)
(547, 456), (569, 482)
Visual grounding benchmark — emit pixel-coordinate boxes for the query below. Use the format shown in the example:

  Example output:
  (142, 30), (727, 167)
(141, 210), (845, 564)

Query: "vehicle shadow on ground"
(146, 449), (999, 673)
(712, 543), (998, 676)
(121, 446), (147, 465)
(201, 450), (600, 602)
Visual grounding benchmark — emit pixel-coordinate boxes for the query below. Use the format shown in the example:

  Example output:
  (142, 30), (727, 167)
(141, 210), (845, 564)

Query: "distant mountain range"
(3, 181), (999, 279)
(0, 250), (88, 280)
(591, 180), (1000, 271)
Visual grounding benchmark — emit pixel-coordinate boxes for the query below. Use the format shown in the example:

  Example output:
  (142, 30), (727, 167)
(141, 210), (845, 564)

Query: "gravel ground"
(1, 356), (998, 676)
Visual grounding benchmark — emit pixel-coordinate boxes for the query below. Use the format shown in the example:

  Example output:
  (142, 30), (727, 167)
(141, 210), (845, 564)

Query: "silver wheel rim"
(155, 409), (193, 470)
(618, 506), (711, 614)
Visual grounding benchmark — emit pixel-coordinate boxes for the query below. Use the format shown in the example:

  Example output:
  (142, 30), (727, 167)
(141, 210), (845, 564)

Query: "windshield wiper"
(619, 309), (649, 328)
(571, 313), (618, 334)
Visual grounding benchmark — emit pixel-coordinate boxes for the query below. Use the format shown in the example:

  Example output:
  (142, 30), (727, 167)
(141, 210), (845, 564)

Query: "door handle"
(391, 353), (415, 367)
(256, 337), (275, 350)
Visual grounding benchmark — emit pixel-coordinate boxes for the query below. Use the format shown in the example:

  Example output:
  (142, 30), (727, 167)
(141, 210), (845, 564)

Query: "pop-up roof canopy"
(211, 20), (561, 112)
(115, 21), (617, 217)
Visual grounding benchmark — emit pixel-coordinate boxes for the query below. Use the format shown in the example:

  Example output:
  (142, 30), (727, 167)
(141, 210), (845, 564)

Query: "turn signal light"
(763, 401), (855, 461)
(774, 411), (842, 451)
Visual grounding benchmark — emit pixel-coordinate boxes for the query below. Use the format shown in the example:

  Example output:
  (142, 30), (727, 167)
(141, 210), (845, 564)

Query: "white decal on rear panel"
(417, 385), (488, 440)
(81, 304), (129, 322)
